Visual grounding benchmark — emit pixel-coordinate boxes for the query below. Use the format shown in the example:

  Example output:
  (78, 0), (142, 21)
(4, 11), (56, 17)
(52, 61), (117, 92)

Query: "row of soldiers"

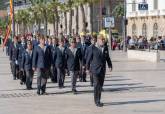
(8, 34), (112, 107)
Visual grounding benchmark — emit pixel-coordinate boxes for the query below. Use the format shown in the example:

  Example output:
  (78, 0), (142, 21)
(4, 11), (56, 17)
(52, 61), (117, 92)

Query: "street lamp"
(123, 0), (127, 52)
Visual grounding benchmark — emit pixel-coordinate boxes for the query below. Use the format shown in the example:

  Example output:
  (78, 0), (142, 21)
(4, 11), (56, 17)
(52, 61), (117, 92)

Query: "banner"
(3, 0), (13, 47)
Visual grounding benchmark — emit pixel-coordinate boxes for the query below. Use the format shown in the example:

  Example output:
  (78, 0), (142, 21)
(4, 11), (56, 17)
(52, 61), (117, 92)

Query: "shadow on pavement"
(104, 99), (165, 106)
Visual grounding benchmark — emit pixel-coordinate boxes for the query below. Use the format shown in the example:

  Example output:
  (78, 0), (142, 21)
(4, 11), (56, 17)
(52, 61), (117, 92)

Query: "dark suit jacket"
(53, 46), (67, 68)
(86, 45), (112, 75)
(78, 43), (88, 66)
(9, 42), (19, 62)
(65, 47), (82, 71)
(21, 50), (33, 71)
(32, 45), (52, 69)
(18, 42), (27, 66)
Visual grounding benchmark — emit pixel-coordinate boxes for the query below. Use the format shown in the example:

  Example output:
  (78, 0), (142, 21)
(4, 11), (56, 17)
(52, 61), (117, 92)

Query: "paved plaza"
(0, 48), (165, 114)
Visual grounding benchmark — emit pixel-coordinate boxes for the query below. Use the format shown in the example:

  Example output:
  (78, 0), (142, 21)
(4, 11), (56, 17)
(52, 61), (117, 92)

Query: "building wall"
(126, 0), (165, 39)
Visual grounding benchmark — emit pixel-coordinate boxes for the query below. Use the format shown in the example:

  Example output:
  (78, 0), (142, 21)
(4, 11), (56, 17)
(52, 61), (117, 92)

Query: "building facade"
(7, 0), (123, 36)
(127, 0), (165, 39)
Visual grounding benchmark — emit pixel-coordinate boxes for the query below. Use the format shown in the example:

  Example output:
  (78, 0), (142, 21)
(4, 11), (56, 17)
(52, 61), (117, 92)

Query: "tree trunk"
(53, 14), (56, 36)
(44, 11), (48, 36)
(80, 4), (86, 33)
(17, 23), (19, 35)
(55, 7), (59, 37)
(89, 3), (93, 33)
(64, 12), (67, 35)
(69, 10), (72, 35)
(75, 6), (79, 35)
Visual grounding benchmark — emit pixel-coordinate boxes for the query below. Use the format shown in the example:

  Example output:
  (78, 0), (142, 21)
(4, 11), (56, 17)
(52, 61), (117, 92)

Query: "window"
(142, 23), (147, 37)
(132, 0), (136, 12)
(154, 0), (158, 10)
(132, 24), (137, 36)
(153, 23), (158, 37)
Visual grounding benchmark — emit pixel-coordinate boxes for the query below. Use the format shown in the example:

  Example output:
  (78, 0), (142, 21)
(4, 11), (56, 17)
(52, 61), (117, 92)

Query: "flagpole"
(12, 0), (15, 38)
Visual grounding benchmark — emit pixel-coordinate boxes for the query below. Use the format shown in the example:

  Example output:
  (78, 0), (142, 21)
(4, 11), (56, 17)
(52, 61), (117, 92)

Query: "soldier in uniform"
(86, 35), (112, 107)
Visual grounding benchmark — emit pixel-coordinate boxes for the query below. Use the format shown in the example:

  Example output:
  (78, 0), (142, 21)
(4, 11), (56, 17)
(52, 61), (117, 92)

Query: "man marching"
(21, 40), (34, 90)
(65, 38), (82, 94)
(86, 35), (112, 107)
(32, 36), (52, 95)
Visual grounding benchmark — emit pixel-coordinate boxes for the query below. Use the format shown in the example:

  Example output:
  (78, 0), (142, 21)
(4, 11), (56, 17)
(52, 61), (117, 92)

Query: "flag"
(3, 0), (13, 47)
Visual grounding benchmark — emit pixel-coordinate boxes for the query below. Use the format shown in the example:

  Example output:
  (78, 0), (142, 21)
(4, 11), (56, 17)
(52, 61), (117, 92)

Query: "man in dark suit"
(86, 35), (112, 107)
(9, 36), (19, 80)
(53, 38), (66, 88)
(18, 36), (27, 84)
(32, 37), (52, 95)
(85, 35), (97, 86)
(21, 40), (34, 90)
(50, 38), (58, 83)
(65, 38), (82, 94)
(77, 36), (88, 82)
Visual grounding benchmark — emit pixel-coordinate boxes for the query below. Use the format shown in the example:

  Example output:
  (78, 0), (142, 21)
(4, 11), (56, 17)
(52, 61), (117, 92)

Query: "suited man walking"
(50, 38), (58, 83)
(77, 36), (88, 82)
(18, 36), (27, 84)
(85, 35), (97, 86)
(32, 37), (52, 95)
(86, 35), (112, 107)
(21, 40), (34, 90)
(9, 36), (19, 80)
(65, 38), (82, 94)
(53, 38), (66, 88)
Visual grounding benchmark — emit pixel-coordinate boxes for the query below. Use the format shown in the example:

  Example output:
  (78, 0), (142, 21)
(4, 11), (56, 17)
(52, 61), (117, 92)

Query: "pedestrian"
(86, 35), (113, 107)
(51, 37), (58, 83)
(78, 35), (88, 82)
(32, 36), (52, 95)
(85, 35), (97, 87)
(65, 38), (82, 94)
(18, 36), (27, 85)
(9, 36), (19, 80)
(21, 40), (34, 90)
(53, 38), (67, 88)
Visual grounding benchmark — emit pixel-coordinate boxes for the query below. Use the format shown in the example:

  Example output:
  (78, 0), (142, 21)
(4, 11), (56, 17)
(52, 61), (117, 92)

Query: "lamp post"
(123, 0), (127, 52)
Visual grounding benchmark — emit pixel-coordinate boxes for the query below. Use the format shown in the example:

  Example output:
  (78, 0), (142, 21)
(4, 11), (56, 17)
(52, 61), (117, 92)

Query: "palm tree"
(67, 0), (74, 35)
(15, 10), (30, 34)
(76, 0), (99, 33)
(112, 3), (124, 17)
(59, 3), (69, 35)
(29, 0), (48, 36)
(47, 0), (61, 37)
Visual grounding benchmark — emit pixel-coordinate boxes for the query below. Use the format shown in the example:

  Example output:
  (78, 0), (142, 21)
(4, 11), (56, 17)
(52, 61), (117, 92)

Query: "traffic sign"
(138, 3), (148, 10)
(104, 17), (115, 28)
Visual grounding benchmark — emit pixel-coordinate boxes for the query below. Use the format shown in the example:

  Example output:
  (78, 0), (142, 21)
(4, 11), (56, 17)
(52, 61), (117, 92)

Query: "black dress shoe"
(41, 91), (48, 95)
(37, 91), (40, 95)
(96, 103), (104, 107)
(72, 89), (77, 94)
(83, 79), (87, 82)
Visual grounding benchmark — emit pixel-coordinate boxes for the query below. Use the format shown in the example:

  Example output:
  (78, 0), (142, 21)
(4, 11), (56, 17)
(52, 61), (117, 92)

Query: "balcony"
(138, 11), (148, 17)
(148, 10), (160, 16)
(127, 11), (138, 17)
